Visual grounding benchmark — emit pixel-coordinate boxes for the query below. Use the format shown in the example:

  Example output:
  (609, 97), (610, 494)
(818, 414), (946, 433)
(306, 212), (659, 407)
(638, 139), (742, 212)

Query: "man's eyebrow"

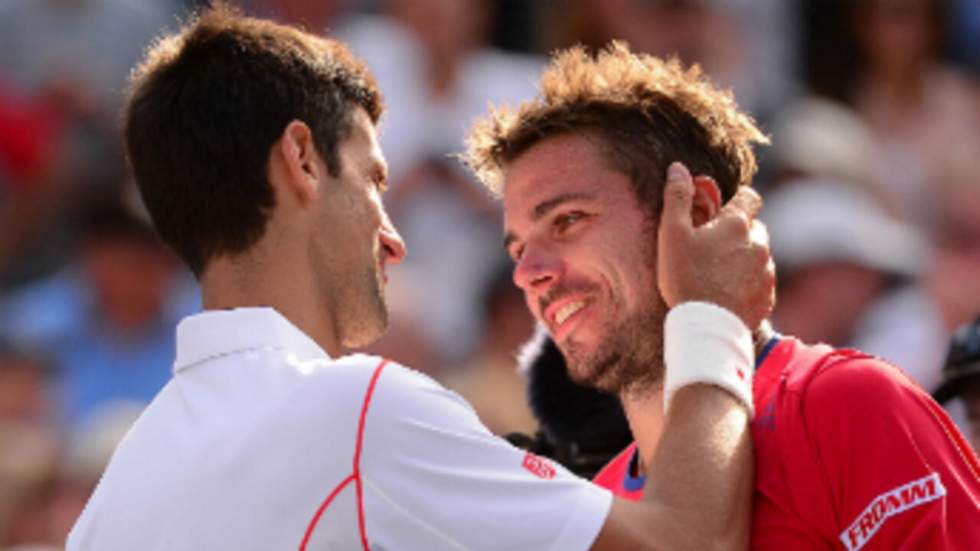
(531, 192), (596, 220)
(502, 192), (596, 251)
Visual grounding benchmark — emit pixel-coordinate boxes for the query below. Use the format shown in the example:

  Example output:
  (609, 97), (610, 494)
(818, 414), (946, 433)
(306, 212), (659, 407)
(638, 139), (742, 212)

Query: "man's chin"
(563, 350), (623, 394)
(340, 299), (389, 349)
(341, 321), (387, 349)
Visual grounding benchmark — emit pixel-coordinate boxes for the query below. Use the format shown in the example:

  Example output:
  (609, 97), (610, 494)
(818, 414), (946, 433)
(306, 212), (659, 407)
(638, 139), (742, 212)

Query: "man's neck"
(621, 320), (775, 472)
(200, 253), (343, 357)
(619, 385), (665, 474)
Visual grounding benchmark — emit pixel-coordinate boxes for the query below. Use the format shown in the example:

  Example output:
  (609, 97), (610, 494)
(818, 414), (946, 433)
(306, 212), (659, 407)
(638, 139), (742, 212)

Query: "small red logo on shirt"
(840, 472), (946, 551)
(522, 452), (556, 480)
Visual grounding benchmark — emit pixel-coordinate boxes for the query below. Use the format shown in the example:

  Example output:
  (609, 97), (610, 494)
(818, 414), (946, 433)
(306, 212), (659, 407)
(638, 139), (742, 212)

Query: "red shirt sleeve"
(801, 357), (980, 551)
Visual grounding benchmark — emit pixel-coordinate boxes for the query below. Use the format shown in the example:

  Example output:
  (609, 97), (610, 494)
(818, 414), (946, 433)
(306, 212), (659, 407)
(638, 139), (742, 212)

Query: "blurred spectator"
(0, 0), (177, 112)
(545, 0), (796, 120)
(768, 96), (880, 196)
(933, 316), (980, 453)
(0, 423), (59, 549)
(0, 341), (50, 425)
(338, 0), (543, 176)
(0, 80), (62, 283)
(441, 265), (537, 436)
(765, 179), (927, 350)
(0, 0), (178, 288)
(43, 402), (144, 546)
(852, 0), (980, 231)
(804, 0), (980, 232)
(853, 152), (980, 393)
(0, 342), (59, 548)
(0, 400), (141, 549)
(0, 194), (198, 430)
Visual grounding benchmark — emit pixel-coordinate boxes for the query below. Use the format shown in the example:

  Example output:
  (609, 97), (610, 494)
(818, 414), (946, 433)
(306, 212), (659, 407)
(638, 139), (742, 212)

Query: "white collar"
(173, 307), (329, 372)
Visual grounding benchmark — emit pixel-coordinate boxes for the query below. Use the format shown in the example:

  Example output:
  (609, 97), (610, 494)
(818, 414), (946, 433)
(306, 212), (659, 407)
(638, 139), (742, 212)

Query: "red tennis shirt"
(593, 337), (980, 550)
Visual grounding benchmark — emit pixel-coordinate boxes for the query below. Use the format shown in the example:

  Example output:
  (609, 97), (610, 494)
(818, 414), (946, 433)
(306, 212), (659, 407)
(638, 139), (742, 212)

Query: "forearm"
(593, 384), (752, 551)
(642, 384), (752, 550)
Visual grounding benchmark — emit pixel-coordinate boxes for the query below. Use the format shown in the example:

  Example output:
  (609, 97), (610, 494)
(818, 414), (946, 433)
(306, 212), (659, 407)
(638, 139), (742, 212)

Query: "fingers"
(722, 186), (763, 221)
(659, 162), (695, 238)
(749, 218), (769, 249)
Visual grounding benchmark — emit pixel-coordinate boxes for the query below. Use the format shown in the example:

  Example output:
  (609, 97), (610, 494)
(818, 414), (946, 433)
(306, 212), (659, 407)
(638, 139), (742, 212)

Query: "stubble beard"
(560, 293), (668, 395)
(338, 262), (389, 349)
(314, 234), (389, 349)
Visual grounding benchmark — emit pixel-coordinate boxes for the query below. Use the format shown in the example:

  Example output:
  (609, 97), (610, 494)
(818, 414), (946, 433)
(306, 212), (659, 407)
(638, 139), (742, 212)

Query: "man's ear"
(274, 120), (321, 205)
(691, 175), (722, 226)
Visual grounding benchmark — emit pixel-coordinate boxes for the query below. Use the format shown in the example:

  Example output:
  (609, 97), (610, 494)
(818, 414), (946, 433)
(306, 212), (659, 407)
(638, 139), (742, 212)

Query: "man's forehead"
(502, 165), (632, 219)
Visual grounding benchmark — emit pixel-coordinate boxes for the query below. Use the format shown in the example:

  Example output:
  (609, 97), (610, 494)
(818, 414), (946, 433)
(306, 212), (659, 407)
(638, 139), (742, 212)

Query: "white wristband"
(663, 301), (754, 416)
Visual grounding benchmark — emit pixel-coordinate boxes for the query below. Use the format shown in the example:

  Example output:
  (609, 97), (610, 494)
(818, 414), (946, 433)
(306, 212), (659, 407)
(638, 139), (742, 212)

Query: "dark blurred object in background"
(933, 316), (980, 453)
(506, 327), (632, 480)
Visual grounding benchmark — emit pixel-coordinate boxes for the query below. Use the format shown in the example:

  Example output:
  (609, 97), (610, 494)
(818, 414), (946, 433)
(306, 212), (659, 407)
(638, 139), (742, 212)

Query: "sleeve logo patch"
(840, 472), (946, 551)
(521, 451), (556, 480)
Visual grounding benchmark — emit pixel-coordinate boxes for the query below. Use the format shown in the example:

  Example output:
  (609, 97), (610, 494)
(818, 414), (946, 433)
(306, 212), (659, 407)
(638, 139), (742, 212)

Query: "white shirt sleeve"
(359, 362), (612, 551)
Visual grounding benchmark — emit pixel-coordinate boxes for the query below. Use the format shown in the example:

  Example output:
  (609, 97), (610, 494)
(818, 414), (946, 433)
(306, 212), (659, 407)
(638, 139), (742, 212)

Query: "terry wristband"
(663, 301), (754, 416)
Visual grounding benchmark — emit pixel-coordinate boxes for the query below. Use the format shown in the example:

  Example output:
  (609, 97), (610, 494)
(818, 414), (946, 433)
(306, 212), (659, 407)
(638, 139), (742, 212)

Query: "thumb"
(659, 162), (695, 240)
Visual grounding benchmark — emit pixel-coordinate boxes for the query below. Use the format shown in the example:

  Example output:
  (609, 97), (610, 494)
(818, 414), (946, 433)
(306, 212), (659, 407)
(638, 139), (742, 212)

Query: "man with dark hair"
(69, 7), (774, 550)
(466, 42), (980, 550)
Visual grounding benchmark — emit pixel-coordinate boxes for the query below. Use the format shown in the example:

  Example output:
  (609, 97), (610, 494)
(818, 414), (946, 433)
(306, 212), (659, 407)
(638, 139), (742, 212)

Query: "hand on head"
(657, 161), (775, 329)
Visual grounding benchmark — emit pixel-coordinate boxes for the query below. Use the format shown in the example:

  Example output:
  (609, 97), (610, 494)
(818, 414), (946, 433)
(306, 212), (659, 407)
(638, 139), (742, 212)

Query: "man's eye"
(554, 211), (586, 232)
(510, 245), (525, 262)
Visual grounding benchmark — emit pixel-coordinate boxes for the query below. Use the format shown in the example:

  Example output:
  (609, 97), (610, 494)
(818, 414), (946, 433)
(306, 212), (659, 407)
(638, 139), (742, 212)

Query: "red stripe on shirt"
(298, 358), (390, 551)
(299, 473), (355, 551)
(355, 359), (390, 550)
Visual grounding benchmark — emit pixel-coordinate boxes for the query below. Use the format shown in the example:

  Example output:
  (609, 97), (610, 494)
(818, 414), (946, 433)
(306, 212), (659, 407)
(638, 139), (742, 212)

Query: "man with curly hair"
(466, 42), (980, 550)
(68, 8), (775, 551)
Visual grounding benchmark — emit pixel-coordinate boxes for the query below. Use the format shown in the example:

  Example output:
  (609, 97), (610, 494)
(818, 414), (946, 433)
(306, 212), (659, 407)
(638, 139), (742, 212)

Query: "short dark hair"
(124, 5), (382, 276)
(465, 42), (767, 213)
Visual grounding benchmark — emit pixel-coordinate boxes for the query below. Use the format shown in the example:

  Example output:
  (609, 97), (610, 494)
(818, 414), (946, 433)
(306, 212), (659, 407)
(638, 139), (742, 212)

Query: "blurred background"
(0, 0), (978, 547)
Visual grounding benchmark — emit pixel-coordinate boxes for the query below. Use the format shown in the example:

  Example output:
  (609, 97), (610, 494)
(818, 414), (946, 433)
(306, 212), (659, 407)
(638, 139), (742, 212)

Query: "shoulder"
(803, 353), (923, 410)
(771, 339), (914, 402)
(761, 340), (929, 428)
(792, 350), (938, 442)
(298, 354), (456, 401)
(272, 354), (456, 422)
(320, 355), (479, 428)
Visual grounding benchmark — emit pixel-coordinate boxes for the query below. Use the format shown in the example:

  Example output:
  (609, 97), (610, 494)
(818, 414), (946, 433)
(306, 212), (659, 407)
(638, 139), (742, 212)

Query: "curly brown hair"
(125, 4), (382, 276)
(464, 42), (767, 212)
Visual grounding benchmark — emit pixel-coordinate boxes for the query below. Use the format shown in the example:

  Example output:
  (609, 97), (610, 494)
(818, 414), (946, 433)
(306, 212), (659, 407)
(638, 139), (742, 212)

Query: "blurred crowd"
(1, 0), (978, 548)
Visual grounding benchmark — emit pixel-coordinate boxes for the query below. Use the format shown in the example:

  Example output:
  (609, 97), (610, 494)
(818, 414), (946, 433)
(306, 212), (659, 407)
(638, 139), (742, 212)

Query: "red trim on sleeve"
(298, 358), (390, 551)
(299, 474), (356, 551)
(354, 359), (390, 550)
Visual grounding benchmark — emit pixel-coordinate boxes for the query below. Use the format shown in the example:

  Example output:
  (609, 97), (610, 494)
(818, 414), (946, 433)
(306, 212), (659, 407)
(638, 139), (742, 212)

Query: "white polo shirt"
(67, 307), (612, 550)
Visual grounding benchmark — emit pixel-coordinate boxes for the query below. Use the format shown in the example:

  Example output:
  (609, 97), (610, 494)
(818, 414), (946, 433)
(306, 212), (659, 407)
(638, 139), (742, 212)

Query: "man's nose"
(379, 223), (406, 265)
(512, 243), (562, 294)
